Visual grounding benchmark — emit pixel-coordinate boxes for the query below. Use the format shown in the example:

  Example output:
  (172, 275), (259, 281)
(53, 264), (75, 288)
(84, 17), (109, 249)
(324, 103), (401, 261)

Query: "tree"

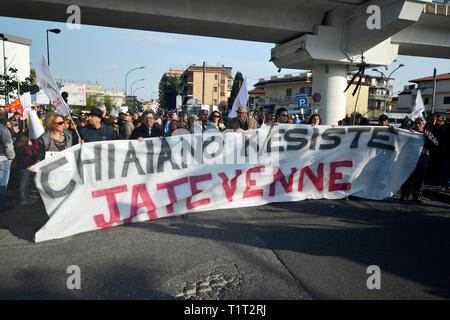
(159, 75), (180, 110)
(103, 95), (114, 113)
(0, 67), (34, 103)
(228, 71), (244, 110)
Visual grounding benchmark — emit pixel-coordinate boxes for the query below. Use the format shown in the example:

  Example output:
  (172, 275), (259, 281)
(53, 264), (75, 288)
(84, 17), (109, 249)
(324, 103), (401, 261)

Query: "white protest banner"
(33, 125), (425, 242)
(29, 110), (45, 139)
(229, 77), (248, 118)
(412, 89), (425, 121)
(35, 56), (70, 116)
(21, 92), (32, 118)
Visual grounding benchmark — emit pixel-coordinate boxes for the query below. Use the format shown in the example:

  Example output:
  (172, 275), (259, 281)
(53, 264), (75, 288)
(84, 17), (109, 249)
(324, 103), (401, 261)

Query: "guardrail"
(425, 1), (449, 16)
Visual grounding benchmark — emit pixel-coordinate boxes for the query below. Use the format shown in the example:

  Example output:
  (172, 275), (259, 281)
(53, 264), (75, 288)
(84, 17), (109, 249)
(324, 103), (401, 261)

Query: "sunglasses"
(212, 115), (220, 118)
(237, 112), (246, 114)
(55, 121), (64, 125)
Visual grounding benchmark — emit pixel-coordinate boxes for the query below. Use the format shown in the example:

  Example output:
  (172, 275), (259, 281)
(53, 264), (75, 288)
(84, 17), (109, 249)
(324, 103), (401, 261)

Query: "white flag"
(29, 110), (45, 139)
(229, 77), (248, 118)
(411, 89), (425, 121)
(35, 56), (69, 116)
(21, 92), (32, 118)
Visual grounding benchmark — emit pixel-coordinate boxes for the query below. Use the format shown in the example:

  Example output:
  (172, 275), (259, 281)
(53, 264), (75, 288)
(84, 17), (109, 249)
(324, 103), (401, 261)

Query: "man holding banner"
(400, 117), (438, 204)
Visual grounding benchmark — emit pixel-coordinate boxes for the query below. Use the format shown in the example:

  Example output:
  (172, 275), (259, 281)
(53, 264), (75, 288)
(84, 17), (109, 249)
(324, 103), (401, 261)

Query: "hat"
(379, 114), (388, 121)
(88, 107), (103, 118)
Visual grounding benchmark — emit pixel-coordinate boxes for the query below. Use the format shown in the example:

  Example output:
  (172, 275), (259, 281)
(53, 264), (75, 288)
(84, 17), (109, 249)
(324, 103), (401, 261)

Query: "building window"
(214, 87), (217, 93)
(424, 97), (429, 105)
(213, 99), (217, 105)
(214, 74), (218, 81)
(299, 87), (305, 94)
(444, 96), (450, 104)
(286, 88), (292, 96)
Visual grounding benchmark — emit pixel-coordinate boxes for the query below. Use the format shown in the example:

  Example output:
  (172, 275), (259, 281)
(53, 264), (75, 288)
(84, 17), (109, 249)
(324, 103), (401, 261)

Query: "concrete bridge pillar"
(311, 64), (348, 125)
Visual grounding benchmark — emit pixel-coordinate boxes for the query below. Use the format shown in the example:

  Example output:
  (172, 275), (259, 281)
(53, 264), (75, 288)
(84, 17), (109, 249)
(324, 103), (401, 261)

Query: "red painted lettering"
(125, 184), (158, 224)
(329, 161), (353, 192)
(270, 167), (297, 196)
(298, 163), (324, 192)
(218, 170), (243, 202)
(243, 165), (265, 199)
(186, 174), (212, 210)
(157, 177), (189, 214)
(92, 185), (128, 228)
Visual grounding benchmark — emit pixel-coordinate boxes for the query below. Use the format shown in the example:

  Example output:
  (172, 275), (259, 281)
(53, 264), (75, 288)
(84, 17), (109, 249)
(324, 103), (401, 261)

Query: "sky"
(0, 15), (449, 102)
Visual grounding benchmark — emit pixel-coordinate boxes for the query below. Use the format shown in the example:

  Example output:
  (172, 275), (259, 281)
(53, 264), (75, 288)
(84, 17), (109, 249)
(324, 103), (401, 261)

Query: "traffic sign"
(312, 92), (321, 103)
(296, 94), (308, 108)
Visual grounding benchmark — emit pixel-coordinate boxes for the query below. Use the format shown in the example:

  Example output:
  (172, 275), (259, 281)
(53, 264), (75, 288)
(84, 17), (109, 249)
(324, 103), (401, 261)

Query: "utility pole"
(431, 68), (437, 114)
(1, 34), (8, 105)
(202, 61), (205, 105)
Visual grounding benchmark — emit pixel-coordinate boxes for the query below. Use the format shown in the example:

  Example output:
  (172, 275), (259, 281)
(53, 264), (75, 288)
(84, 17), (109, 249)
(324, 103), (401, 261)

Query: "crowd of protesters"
(1, 103), (449, 211)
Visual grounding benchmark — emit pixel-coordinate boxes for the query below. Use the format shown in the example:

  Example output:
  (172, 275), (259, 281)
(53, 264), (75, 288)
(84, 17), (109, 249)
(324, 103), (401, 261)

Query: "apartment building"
(396, 73), (450, 117)
(179, 64), (233, 108)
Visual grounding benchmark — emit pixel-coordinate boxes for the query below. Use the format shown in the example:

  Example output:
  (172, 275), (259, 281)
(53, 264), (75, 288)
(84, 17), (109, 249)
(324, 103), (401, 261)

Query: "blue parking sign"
(297, 94), (308, 108)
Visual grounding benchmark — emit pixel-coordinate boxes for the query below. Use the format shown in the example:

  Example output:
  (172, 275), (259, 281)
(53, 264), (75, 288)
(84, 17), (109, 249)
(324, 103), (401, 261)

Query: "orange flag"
(6, 97), (23, 114)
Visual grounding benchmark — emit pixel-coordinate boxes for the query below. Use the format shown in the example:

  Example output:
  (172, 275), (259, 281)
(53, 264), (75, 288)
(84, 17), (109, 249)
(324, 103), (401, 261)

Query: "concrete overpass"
(2, 0), (449, 124)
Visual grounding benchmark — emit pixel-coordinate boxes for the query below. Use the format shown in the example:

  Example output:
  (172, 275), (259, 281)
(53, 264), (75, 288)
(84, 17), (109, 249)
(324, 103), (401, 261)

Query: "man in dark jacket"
(79, 107), (116, 143)
(400, 117), (439, 204)
(0, 118), (15, 212)
(130, 110), (164, 141)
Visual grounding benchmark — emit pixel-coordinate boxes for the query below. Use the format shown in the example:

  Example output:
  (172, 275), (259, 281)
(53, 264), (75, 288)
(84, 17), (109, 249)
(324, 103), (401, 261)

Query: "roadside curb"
(423, 188), (450, 203)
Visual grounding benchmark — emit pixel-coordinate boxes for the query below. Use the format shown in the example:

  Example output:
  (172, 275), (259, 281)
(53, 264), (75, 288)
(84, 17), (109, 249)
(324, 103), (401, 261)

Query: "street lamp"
(0, 33), (8, 104)
(373, 63), (405, 114)
(133, 86), (144, 96)
(131, 78), (145, 96)
(46, 29), (61, 66)
(125, 66), (145, 96)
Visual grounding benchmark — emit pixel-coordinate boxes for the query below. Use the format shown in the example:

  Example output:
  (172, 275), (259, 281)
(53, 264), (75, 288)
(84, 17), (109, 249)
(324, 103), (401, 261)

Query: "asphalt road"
(0, 193), (449, 300)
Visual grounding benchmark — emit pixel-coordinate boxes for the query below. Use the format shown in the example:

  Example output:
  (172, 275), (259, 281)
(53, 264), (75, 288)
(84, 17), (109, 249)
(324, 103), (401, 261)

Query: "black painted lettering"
(145, 139), (155, 174)
(157, 138), (180, 172)
(75, 144), (102, 184)
(309, 127), (319, 150)
(122, 142), (145, 177)
(108, 144), (115, 179)
(319, 128), (345, 150)
(285, 128), (309, 151)
(267, 128), (285, 153)
(347, 127), (372, 148)
(40, 157), (76, 198)
(368, 127), (396, 151)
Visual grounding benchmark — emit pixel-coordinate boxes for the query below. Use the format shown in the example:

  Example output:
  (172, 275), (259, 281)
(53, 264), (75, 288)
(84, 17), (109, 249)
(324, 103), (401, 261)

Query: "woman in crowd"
(209, 110), (226, 132)
(37, 112), (74, 161)
(165, 118), (179, 137)
(14, 131), (39, 205)
(308, 114), (321, 126)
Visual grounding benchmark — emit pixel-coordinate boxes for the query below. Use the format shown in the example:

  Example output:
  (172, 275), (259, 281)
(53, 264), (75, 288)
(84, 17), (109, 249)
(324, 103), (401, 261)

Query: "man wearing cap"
(400, 117), (438, 204)
(79, 107), (116, 143)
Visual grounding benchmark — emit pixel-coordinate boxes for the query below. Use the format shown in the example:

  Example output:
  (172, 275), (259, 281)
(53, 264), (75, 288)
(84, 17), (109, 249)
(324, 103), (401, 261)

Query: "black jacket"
(130, 125), (164, 140)
(79, 123), (116, 142)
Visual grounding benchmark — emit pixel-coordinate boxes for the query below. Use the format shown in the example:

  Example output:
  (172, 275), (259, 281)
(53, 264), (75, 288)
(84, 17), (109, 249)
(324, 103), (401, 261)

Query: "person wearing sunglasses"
(37, 112), (74, 161)
(226, 106), (257, 132)
(209, 111), (226, 132)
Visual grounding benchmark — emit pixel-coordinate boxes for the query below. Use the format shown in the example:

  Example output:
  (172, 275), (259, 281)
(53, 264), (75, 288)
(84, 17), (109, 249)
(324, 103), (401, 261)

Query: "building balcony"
(368, 93), (391, 100)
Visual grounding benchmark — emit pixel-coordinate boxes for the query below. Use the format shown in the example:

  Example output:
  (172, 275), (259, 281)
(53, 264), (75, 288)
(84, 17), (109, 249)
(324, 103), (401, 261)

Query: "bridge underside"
(2, 0), (448, 124)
